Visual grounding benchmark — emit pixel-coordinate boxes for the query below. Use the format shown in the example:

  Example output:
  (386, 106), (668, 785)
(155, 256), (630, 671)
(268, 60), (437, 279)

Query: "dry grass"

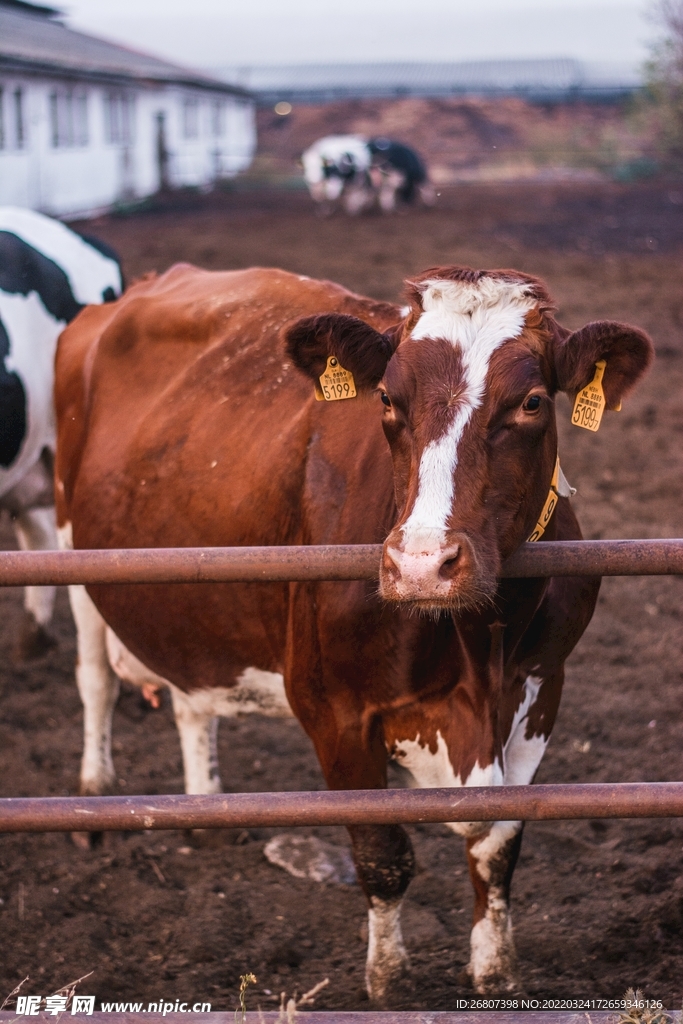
(0, 971), (93, 1021)
(619, 987), (674, 1024)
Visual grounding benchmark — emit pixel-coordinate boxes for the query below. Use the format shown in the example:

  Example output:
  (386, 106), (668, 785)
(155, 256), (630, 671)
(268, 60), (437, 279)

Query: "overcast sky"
(63, 0), (654, 71)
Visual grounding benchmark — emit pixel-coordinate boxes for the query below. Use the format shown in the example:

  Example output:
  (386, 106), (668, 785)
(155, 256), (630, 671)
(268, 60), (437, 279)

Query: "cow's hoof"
(365, 952), (410, 1005)
(468, 926), (521, 995)
(14, 617), (57, 662)
(470, 967), (523, 996)
(75, 781), (115, 848)
(366, 967), (411, 1005)
(80, 776), (116, 797)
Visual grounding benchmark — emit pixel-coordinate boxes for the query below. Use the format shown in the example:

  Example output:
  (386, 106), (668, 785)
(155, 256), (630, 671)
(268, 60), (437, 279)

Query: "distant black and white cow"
(367, 137), (435, 212)
(302, 135), (434, 215)
(301, 135), (374, 215)
(0, 207), (122, 658)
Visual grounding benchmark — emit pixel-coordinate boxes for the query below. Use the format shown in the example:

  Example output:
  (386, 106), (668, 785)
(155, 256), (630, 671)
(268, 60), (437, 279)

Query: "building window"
(182, 97), (199, 139)
(49, 92), (59, 146)
(13, 88), (24, 148)
(75, 92), (88, 144)
(211, 98), (225, 137)
(0, 86), (27, 150)
(104, 92), (135, 144)
(50, 89), (89, 148)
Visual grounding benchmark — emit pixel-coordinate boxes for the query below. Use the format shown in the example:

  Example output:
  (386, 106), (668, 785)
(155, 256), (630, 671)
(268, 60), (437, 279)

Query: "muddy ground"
(0, 181), (682, 1010)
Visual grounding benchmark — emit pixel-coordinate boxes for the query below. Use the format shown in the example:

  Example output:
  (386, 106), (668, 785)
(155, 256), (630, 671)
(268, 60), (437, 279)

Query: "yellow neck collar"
(527, 456), (574, 542)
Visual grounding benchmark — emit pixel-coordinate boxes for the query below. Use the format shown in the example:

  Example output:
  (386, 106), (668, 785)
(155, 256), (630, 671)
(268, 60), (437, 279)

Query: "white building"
(0, 0), (256, 218)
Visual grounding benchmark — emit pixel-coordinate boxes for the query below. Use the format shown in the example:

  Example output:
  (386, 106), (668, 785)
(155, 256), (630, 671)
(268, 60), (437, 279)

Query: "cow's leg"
(67, 583), (120, 795)
(465, 821), (523, 993)
(390, 726), (517, 992)
(168, 666), (296, 795)
(378, 184), (397, 213)
(54, 525), (119, 849)
(418, 182), (436, 206)
(378, 171), (402, 213)
(343, 183), (373, 215)
(464, 671), (560, 993)
(168, 684), (221, 795)
(284, 587), (415, 1003)
(12, 505), (58, 659)
(101, 634), (219, 795)
(348, 821), (414, 1002)
(306, 723), (414, 1002)
(169, 667), (294, 795)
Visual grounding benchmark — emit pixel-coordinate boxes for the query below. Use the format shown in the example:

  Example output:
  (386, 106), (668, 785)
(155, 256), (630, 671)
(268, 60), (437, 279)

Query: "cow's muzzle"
(380, 529), (493, 610)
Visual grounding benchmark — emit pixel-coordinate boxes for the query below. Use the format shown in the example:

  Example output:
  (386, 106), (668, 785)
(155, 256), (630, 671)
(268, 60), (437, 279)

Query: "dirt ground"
(0, 181), (682, 1010)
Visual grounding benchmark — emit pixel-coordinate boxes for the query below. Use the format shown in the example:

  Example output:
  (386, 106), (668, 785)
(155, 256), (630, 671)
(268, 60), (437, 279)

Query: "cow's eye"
(522, 395), (541, 413)
(381, 392), (392, 408)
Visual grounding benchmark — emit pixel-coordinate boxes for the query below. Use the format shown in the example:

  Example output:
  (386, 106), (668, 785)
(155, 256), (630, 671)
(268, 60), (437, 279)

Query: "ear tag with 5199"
(315, 355), (357, 402)
(571, 359), (607, 432)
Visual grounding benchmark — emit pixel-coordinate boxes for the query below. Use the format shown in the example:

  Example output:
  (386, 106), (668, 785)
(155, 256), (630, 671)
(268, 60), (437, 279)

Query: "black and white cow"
(367, 137), (435, 211)
(302, 135), (434, 215)
(0, 207), (122, 658)
(301, 135), (374, 215)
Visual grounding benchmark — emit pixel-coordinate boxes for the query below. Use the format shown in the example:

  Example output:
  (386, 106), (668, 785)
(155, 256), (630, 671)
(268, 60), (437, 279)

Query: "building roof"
(218, 58), (642, 104)
(0, 0), (251, 96)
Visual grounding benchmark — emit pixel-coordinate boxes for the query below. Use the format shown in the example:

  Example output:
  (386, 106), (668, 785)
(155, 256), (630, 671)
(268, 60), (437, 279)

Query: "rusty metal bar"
(501, 538), (683, 578)
(0, 783), (681, 833)
(0, 1011), (651, 1023)
(233, 1015), (621, 1024)
(0, 539), (680, 587)
(239, 1016), (622, 1024)
(0, 544), (380, 586)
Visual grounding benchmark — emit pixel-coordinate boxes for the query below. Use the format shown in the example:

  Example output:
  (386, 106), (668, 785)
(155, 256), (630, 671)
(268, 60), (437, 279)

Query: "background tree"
(645, 0), (683, 164)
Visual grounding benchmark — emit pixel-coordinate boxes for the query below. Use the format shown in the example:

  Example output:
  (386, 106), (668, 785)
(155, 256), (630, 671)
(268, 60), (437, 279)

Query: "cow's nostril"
(438, 547), (461, 579)
(382, 547), (401, 581)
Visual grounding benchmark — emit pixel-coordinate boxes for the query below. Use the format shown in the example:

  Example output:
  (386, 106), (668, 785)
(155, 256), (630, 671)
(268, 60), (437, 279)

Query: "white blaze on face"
(400, 277), (537, 555)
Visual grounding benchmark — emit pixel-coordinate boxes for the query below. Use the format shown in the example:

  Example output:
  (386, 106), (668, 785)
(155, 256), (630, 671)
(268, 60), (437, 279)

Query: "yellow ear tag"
(315, 355), (357, 402)
(571, 359), (607, 432)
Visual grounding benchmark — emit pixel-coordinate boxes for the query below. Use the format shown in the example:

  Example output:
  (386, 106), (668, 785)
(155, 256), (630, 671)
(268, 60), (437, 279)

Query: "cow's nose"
(381, 533), (473, 600)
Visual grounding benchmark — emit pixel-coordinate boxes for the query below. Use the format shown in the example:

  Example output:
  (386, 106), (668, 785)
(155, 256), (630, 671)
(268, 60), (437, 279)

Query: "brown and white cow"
(54, 264), (652, 998)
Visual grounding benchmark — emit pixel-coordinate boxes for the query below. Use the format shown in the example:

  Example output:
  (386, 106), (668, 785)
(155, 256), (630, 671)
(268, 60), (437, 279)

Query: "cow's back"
(56, 264), (400, 688)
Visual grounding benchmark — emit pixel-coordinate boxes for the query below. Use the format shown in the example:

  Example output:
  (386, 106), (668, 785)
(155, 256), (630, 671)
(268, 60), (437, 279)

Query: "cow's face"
(287, 267), (653, 612)
(377, 274), (557, 610)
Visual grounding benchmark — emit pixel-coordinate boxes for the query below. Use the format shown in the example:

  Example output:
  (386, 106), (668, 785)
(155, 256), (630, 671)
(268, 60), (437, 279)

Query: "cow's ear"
(553, 320), (654, 409)
(285, 313), (398, 392)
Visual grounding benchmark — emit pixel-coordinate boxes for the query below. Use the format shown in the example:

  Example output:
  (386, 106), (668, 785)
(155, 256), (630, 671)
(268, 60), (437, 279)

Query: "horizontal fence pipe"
(0, 1010), (672, 1022)
(0, 539), (680, 587)
(0, 783), (681, 833)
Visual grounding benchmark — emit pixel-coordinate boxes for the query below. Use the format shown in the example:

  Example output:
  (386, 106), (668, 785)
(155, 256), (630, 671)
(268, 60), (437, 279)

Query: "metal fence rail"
(0, 1014), (642, 1023)
(0, 783), (682, 833)
(0, 538), (681, 586)
(0, 541), (679, 836)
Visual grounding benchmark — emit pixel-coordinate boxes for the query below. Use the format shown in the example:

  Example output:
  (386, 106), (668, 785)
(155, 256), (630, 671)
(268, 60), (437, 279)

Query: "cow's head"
(286, 267), (653, 611)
